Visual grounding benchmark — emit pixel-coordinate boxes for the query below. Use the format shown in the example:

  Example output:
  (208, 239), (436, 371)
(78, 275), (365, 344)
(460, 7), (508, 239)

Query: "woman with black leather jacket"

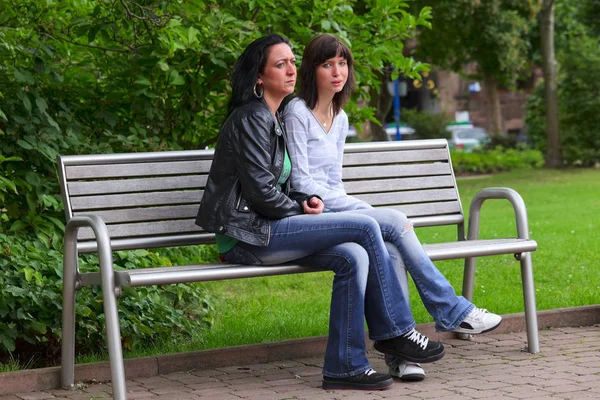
(195, 34), (444, 391)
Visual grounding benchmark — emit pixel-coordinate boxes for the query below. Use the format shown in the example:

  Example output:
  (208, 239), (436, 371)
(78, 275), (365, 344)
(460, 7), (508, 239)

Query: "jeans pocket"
(222, 244), (263, 266)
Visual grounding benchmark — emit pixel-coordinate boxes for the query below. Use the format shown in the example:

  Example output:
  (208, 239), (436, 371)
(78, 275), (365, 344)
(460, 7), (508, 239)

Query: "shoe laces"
(403, 329), (429, 350)
(469, 307), (489, 321)
(364, 368), (376, 376)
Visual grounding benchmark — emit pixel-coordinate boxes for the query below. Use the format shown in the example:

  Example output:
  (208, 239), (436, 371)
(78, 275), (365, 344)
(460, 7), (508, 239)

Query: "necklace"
(314, 103), (333, 130)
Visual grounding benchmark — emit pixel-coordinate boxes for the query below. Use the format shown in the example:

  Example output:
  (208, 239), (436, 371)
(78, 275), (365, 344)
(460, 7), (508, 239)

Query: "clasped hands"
(303, 196), (324, 214)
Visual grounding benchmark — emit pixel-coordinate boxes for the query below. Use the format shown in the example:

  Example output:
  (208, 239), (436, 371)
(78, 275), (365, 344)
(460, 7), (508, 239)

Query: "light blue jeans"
(345, 208), (474, 370)
(222, 210), (472, 377)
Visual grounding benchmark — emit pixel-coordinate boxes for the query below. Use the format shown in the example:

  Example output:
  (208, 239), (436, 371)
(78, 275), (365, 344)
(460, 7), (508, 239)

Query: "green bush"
(485, 134), (520, 150)
(402, 109), (451, 140)
(0, 231), (216, 366)
(451, 147), (544, 175)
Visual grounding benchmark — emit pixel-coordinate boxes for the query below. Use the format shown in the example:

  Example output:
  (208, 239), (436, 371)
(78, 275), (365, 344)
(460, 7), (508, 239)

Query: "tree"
(524, 0), (600, 167)
(1, 0), (433, 361)
(412, 0), (539, 135)
(539, 0), (561, 168)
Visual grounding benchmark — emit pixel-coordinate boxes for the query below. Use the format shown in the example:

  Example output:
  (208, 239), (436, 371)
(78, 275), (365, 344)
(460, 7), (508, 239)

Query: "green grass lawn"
(79, 167), (600, 362)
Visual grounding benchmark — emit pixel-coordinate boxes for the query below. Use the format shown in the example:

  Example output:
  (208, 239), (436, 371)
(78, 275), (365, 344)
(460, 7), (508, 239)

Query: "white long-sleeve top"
(283, 97), (371, 212)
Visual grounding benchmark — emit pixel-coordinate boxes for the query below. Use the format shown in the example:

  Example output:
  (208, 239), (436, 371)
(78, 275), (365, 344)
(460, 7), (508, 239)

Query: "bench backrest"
(57, 139), (463, 253)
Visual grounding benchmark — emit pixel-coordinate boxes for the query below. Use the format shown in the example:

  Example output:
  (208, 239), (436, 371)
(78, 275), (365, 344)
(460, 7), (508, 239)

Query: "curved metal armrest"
(467, 187), (530, 241)
(63, 214), (114, 282)
(61, 215), (123, 394)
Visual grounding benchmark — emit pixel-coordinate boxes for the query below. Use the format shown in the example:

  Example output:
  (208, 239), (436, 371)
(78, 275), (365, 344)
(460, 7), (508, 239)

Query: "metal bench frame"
(57, 139), (539, 399)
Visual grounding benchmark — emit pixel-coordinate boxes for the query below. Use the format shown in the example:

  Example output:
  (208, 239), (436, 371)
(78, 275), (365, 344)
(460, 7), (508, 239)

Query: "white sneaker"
(388, 361), (425, 382)
(453, 307), (502, 334)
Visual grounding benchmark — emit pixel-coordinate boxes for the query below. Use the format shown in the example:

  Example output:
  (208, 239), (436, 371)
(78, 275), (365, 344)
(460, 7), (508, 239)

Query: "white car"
(448, 126), (489, 152)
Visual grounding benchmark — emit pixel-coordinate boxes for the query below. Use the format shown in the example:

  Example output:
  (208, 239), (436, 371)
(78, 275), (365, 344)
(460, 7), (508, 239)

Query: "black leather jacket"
(196, 99), (313, 247)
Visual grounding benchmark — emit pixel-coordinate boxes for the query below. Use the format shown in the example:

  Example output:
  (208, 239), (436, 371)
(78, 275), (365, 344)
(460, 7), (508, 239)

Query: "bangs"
(313, 39), (352, 65)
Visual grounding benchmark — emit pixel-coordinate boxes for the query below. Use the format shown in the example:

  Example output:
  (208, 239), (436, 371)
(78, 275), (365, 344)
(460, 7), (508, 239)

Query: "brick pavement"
(3, 324), (599, 400)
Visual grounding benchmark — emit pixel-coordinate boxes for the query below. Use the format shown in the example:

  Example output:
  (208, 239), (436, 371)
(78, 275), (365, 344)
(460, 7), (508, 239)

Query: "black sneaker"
(322, 368), (393, 390)
(374, 329), (445, 363)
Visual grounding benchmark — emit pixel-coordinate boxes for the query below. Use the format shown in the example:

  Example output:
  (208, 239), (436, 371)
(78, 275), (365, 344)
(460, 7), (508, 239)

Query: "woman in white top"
(283, 33), (502, 382)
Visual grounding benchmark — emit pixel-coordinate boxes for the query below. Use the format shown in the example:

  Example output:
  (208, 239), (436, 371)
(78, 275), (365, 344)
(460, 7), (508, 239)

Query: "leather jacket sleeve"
(234, 109), (304, 218)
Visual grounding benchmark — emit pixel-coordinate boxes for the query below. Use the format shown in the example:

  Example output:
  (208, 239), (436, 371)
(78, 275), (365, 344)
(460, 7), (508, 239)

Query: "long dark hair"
(298, 34), (355, 116)
(228, 34), (292, 115)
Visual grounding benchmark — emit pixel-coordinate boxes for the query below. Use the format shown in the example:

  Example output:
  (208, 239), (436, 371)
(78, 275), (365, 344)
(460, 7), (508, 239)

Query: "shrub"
(451, 147), (544, 175)
(485, 134), (519, 150)
(0, 231), (216, 367)
(402, 109), (451, 140)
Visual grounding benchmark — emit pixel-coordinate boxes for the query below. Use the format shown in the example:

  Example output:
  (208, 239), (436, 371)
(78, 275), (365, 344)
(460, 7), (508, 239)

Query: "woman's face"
(315, 54), (348, 96)
(258, 43), (296, 100)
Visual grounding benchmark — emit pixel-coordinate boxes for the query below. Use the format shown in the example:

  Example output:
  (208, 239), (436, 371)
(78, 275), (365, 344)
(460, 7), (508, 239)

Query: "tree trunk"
(369, 71), (393, 142)
(483, 74), (503, 135)
(540, 0), (562, 168)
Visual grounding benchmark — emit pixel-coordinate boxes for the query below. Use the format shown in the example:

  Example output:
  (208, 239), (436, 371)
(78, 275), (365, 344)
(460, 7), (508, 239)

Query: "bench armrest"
(63, 214), (115, 289)
(61, 215), (125, 393)
(466, 187), (531, 241)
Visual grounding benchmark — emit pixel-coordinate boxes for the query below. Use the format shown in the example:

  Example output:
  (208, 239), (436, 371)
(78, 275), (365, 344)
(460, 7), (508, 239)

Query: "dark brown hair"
(298, 34), (355, 116)
(228, 34), (292, 115)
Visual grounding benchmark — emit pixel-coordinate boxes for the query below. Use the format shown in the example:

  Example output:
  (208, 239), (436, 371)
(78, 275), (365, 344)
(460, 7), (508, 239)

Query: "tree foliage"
(0, 0), (431, 363)
(411, 0), (539, 135)
(414, 0), (537, 87)
(525, 0), (600, 166)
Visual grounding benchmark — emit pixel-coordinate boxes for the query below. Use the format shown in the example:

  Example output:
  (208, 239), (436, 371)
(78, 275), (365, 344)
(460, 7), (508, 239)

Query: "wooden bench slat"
(356, 188), (458, 206)
(70, 190), (202, 211)
(388, 201), (462, 217)
(65, 160), (213, 179)
(68, 176), (208, 196)
(342, 163), (450, 180)
(74, 205), (199, 224)
(74, 200), (462, 240)
(344, 175), (456, 194)
(343, 148), (449, 166)
(78, 219), (202, 240)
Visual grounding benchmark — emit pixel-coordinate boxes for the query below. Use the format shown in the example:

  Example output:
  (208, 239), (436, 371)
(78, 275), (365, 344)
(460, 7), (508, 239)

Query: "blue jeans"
(347, 208), (473, 330)
(346, 208), (474, 369)
(223, 212), (413, 378)
(222, 211), (472, 377)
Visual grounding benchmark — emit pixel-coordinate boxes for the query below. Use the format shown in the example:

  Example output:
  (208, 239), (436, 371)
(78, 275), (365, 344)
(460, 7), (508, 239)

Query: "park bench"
(57, 138), (539, 399)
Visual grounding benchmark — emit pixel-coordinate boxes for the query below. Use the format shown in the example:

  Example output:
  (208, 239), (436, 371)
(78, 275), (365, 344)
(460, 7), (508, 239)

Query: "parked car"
(347, 123), (415, 141)
(448, 126), (489, 152)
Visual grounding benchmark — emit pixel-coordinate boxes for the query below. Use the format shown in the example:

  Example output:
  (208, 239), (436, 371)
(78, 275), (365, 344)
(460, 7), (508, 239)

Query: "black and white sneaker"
(322, 368), (393, 390)
(452, 308), (502, 334)
(374, 329), (445, 363)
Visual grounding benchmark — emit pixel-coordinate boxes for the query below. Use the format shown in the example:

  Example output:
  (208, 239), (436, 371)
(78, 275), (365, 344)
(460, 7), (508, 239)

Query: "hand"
(303, 197), (324, 214)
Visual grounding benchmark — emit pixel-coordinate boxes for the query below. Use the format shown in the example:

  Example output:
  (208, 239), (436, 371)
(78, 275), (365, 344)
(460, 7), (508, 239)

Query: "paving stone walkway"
(3, 325), (600, 400)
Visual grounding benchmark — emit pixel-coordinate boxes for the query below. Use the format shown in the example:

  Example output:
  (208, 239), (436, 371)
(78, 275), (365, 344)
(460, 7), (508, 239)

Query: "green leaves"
(168, 70), (185, 86)
(0, 230), (215, 359)
(14, 69), (34, 84)
(0, 0), (433, 366)
(413, 0), (536, 86)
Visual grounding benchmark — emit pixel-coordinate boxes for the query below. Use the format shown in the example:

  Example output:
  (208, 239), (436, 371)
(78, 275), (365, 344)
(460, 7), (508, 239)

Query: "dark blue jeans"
(223, 211), (471, 377)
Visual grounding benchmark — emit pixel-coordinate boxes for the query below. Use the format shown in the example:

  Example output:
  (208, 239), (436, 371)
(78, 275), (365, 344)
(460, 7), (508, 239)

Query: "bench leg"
(462, 257), (476, 302)
(60, 246), (77, 389)
(458, 256), (477, 340)
(463, 254), (540, 353)
(99, 264), (128, 399)
(519, 252), (540, 353)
